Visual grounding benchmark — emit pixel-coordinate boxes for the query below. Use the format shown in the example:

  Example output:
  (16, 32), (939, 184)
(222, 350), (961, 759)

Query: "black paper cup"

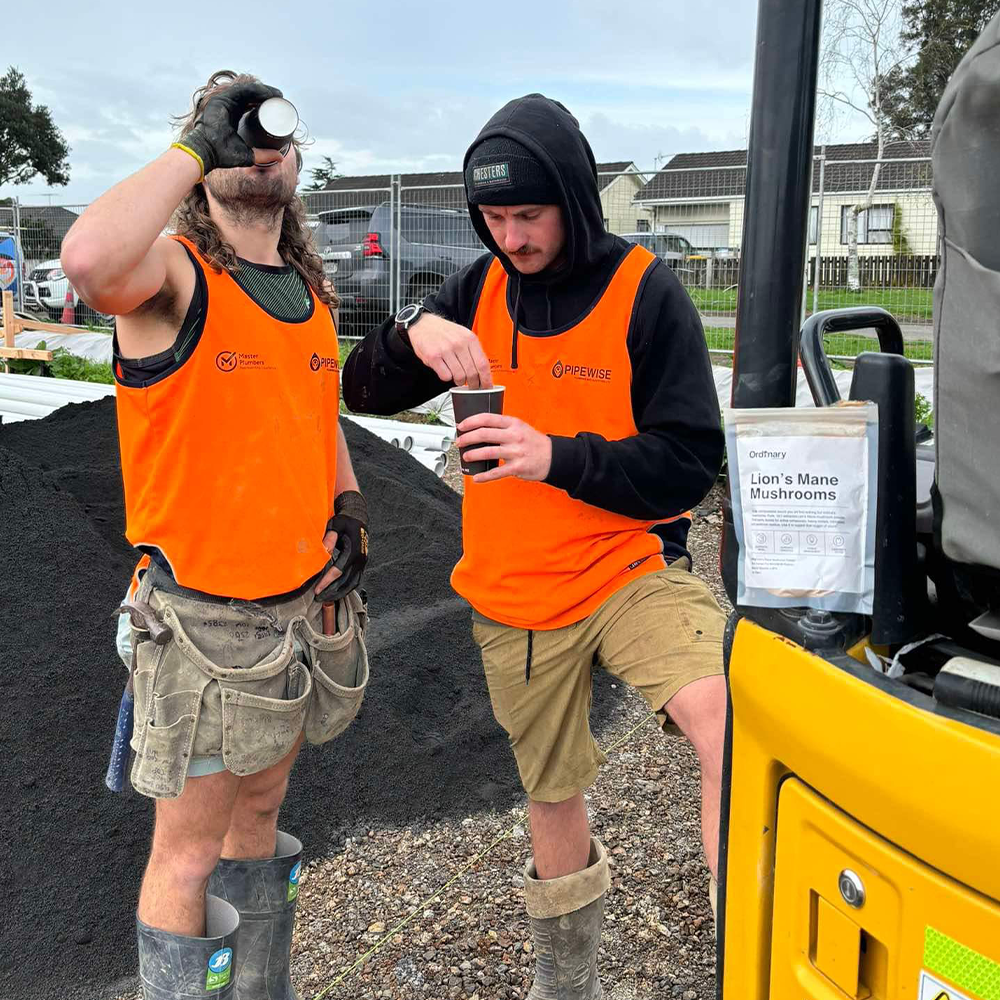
(451, 386), (506, 475)
(238, 97), (299, 152)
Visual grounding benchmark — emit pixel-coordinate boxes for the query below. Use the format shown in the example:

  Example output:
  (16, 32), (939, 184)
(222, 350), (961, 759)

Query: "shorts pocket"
(658, 565), (725, 644)
(298, 614), (369, 745)
(219, 659), (312, 776)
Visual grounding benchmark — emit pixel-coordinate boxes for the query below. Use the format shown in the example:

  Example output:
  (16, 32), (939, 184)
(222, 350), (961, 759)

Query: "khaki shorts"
(472, 559), (724, 802)
(127, 570), (368, 800)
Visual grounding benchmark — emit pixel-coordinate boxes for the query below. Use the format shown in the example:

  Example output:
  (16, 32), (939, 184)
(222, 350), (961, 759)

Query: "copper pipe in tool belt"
(322, 601), (337, 636)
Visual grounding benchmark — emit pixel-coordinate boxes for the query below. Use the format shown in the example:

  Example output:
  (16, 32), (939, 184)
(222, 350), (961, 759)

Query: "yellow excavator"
(718, 3), (1000, 998)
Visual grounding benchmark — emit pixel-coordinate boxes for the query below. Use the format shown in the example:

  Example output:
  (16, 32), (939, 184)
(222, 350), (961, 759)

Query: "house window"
(635, 219), (651, 232)
(809, 206), (818, 244)
(841, 204), (894, 245)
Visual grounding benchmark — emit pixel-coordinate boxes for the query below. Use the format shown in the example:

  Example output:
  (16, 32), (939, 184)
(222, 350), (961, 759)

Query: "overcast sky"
(6, 1), (867, 207)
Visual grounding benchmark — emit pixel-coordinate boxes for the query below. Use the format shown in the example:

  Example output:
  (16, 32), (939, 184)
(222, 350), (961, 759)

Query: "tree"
(820, 0), (911, 290)
(882, 0), (1000, 138)
(0, 67), (70, 189)
(302, 155), (341, 192)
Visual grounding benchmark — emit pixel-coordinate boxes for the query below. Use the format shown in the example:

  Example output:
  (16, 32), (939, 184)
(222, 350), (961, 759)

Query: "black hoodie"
(341, 95), (724, 563)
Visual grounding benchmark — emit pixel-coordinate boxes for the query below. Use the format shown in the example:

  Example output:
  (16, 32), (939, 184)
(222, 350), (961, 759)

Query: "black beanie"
(465, 136), (560, 206)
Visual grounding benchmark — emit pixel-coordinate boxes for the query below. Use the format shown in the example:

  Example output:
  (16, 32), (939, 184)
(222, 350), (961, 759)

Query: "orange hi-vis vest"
(115, 236), (341, 599)
(451, 245), (686, 630)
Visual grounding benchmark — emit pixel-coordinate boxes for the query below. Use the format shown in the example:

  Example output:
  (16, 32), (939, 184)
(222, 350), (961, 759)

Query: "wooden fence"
(683, 253), (939, 289)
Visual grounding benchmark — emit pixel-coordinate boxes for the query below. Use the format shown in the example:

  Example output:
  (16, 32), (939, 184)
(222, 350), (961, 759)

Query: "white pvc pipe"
(406, 426), (453, 452)
(410, 446), (447, 478)
(0, 372), (115, 424)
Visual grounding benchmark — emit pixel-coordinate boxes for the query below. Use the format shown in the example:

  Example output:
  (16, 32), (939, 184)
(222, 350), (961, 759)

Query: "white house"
(634, 140), (936, 258)
(595, 162), (652, 235)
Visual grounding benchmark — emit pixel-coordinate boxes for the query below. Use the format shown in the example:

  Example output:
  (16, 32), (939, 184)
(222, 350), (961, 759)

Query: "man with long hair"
(63, 71), (368, 999)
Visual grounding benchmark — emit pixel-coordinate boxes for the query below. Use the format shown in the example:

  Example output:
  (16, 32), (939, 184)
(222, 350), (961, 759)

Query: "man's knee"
(149, 828), (226, 887)
(664, 674), (727, 763)
(235, 789), (285, 828)
(231, 765), (294, 831)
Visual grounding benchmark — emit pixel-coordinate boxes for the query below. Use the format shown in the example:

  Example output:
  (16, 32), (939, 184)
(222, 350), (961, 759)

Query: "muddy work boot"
(523, 838), (610, 999)
(137, 894), (240, 999)
(207, 830), (303, 1000)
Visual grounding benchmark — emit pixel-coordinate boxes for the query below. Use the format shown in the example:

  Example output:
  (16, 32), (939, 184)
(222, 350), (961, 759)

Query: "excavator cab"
(718, 4), (1000, 998)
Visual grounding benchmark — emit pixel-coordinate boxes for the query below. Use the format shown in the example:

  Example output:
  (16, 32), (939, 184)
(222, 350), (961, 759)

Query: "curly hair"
(170, 70), (336, 308)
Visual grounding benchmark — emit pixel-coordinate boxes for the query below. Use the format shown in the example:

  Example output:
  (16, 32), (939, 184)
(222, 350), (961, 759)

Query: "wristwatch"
(394, 302), (426, 339)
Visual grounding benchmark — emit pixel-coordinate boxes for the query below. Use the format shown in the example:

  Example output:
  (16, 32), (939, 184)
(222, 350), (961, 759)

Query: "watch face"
(396, 303), (420, 325)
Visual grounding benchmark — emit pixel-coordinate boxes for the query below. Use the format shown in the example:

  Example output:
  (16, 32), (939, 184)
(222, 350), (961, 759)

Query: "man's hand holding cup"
(455, 409), (552, 484)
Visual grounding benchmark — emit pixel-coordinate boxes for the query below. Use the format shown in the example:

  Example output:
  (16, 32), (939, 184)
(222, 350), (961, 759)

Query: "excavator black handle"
(798, 306), (906, 406)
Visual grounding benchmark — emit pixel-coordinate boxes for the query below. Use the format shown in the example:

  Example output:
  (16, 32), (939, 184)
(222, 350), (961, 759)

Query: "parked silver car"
(620, 231), (695, 270)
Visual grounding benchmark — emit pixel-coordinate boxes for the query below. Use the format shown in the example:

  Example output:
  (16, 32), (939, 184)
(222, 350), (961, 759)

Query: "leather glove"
(315, 490), (369, 603)
(174, 81), (283, 178)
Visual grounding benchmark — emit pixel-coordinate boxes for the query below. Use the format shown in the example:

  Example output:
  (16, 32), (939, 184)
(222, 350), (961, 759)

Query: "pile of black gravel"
(0, 397), (618, 1000)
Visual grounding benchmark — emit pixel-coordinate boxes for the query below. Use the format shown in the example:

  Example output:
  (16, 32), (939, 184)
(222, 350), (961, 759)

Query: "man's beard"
(205, 165), (296, 228)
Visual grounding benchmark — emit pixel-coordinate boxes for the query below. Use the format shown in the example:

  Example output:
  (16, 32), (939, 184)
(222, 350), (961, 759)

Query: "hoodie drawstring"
(510, 280), (555, 368)
(510, 276), (522, 369)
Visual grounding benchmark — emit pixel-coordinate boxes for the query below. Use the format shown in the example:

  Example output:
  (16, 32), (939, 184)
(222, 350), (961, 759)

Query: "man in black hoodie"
(343, 95), (725, 994)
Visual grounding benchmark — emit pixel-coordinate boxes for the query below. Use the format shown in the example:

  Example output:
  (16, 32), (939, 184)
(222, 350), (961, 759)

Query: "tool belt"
(127, 567), (368, 799)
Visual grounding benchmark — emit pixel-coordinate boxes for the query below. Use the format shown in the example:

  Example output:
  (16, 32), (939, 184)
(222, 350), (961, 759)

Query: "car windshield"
(628, 234), (690, 256)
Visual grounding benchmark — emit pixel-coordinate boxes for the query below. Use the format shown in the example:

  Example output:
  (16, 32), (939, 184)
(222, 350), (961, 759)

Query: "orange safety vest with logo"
(115, 235), (341, 599)
(451, 244), (689, 630)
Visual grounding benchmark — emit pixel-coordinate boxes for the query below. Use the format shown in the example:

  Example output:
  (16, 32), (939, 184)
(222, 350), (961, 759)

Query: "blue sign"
(0, 234), (19, 299)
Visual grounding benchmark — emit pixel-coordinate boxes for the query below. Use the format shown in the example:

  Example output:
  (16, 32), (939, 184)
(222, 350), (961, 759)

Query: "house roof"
(306, 162), (637, 210)
(636, 140), (932, 202)
(596, 162), (638, 190)
(19, 206), (80, 241)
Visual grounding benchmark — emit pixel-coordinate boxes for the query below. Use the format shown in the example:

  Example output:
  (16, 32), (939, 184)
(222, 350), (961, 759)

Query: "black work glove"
(315, 490), (370, 603)
(176, 81), (283, 177)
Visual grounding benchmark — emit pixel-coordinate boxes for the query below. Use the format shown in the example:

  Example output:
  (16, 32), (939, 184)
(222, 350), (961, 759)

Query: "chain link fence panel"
(16, 155), (939, 362)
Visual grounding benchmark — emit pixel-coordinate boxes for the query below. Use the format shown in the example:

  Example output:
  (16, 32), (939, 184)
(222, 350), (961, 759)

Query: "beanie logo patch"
(472, 162), (512, 188)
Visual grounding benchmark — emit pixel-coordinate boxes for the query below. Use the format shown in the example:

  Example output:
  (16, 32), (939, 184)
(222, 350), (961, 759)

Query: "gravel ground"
(117, 470), (730, 1000)
(290, 477), (730, 1000)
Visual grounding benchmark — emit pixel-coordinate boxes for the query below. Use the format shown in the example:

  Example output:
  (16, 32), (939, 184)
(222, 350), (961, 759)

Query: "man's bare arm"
(61, 149), (201, 318)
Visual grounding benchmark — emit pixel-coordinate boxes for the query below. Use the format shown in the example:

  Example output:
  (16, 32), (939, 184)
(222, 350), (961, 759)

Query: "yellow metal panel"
(767, 778), (1000, 998)
(722, 619), (1000, 999)
(814, 896), (864, 996)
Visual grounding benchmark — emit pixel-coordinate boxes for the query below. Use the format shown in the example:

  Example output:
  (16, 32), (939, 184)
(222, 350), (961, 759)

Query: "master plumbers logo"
(216, 350), (274, 372)
(552, 359), (612, 382)
(472, 162), (511, 188)
(310, 352), (339, 373)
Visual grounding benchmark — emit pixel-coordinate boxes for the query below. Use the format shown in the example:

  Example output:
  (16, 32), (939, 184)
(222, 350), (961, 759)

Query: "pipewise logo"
(287, 860), (302, 901)
(205, 947), (233, 990)
(216, 350), (275, 373)
(551, 359), (612, 383)
(309, 352), (339, 373)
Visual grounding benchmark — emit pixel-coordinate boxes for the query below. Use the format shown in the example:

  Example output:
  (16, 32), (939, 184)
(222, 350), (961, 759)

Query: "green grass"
(704, 326), (933, 362)
(688, 286), (934, 323)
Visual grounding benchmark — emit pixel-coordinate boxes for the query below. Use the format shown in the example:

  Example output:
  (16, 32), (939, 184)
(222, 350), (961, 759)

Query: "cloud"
(3, 0), (765, 204)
